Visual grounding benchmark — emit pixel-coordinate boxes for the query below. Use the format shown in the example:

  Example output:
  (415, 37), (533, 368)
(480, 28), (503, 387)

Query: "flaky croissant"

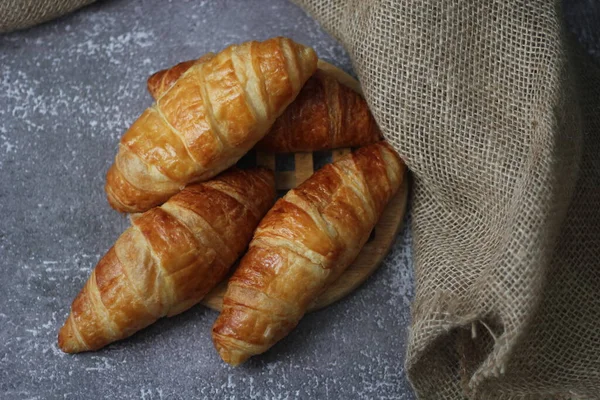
(106, 37), (317, 213)
(146, 53), (214, 99)
(212, 141), (405, 365)
(256, 69), (382, 152)
(59, 168), (275, 353)
(148, 63), (382, 153)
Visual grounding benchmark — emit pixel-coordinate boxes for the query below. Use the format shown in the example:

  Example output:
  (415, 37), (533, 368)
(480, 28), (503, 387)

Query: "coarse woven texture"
(295, 0), (600, 398)
(0, 0), (95, 32)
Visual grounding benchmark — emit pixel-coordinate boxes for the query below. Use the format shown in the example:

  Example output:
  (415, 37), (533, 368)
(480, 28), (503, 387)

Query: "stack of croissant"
(58, 37), (406, 366)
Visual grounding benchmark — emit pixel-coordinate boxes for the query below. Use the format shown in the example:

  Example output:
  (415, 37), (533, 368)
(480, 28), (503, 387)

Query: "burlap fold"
(0, 0), (94, 33)
(295, 0), (600, 398)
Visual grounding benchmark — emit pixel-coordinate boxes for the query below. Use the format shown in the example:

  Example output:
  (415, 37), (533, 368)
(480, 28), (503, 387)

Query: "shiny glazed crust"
(211, 142), (405, 365)
(147, 54), (214, 100)
(106, 37), (317, 213)
(255, 69), (381, 152)
(148, 63), (381, 154)
(59, 168), (275, 353)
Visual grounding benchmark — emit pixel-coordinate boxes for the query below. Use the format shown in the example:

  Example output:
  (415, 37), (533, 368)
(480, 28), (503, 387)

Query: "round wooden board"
(200, 60), (410, 313)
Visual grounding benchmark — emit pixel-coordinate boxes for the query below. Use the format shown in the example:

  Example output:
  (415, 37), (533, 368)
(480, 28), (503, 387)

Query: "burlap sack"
(295, 0), (600, 398)
(0, 0), (94, 33)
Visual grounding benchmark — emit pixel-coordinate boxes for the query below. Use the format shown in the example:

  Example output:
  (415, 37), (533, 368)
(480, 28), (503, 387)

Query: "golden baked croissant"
(106, 37), (317, 213)
(148, 63), (382, 153)
(59, 168), (275, 353)
(256, 69), (382, 152)
(212, 141), (405, 365)
(146, 53), (214, 99)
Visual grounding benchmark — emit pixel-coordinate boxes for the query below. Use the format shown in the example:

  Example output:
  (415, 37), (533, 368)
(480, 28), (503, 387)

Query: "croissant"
(106, 37), (317, 213)
(212, 141), (405, 365)
(146, 53), (214, 99)
(59, 168), (275, 353)
(146, 53), (215, 100)
(148, 62), (382, 153)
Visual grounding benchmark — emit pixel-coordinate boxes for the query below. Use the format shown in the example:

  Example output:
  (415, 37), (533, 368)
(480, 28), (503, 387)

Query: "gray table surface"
(0, 1), (415, 398)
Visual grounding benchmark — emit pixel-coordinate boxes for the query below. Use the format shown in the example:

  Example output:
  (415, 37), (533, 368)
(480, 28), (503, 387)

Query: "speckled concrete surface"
(0, 1), (415, 399)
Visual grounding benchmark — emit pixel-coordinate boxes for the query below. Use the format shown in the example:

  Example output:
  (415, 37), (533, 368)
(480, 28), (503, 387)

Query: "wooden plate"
(200, 61), (409, 313)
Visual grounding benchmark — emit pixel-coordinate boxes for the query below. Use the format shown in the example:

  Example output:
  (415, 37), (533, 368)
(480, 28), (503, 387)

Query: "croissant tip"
(57, 324), (75, 354)
(57, 321), (87, 354)
(105, 168), (127, 213)
(105, 186), (143, 214)
(105, 191), (123, 213)
(105, 164), (154, 213)
(213, 338), (249, 367)
(217, 347), (246, 367)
